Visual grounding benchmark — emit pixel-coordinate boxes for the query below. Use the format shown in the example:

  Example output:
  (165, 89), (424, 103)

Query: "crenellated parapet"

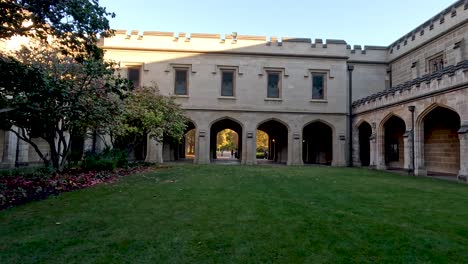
(388, 0), (468, 62)
(352, 60), (468, 114)
(347, 45), (388, 63)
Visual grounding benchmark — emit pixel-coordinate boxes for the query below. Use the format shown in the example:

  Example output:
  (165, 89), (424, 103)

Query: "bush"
(82, 148), (128, 172)
(256, 152), (265, 159)
(0, 166), (54, 179)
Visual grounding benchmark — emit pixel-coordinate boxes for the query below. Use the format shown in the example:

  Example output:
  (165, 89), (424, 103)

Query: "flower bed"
(0, 165), (158, 210)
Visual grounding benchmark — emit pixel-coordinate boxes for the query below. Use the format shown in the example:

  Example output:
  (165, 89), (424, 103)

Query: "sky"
(99, 0), (456, 47)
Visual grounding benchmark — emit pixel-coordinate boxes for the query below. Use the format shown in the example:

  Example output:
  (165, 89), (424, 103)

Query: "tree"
(114, 85), (188, 155)
(0, 0), (115, 58)
(0, 42), (131, 170)
(256, 130), (268, 152)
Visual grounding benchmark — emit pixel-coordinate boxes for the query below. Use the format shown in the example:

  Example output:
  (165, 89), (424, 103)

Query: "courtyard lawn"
(1, 165), (468, 263)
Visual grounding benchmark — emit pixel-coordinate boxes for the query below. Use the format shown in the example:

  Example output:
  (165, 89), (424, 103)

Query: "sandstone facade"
(1, 1), (468, 182)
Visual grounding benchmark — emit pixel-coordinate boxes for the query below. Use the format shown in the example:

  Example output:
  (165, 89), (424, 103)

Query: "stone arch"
(210, 117), (244, 162)
(416, 104), (461, 176)
(257, 118), (289, 164)
(302, 120), (334, 165)
(162, 119), (198, 162)
(358, 121), (372, 167)
(379, 113), (406, 170)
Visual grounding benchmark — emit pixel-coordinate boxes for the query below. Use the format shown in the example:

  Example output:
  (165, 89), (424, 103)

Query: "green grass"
(1, 165), (468, 263)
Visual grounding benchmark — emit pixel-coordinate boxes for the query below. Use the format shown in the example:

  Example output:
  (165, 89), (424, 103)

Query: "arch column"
(369, 133), (376, 168)
(290, 131), (302, 166)
(353, 126), (361, 167)
(458, 124), (468, 182)
(196, 127), (210, 164)
(403, 131), (412, 172)
(145, 137), (163, 163)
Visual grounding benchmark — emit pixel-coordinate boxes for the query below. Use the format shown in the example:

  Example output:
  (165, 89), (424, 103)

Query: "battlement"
(102, 30), (390, 61)
(388, 0), (468, 62)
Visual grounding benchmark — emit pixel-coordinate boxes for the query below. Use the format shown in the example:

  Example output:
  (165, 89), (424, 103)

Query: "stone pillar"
(415, 125), (427, 176)
(458, 125), (468, 182)
(196, 129), (210, 164)
(16, 138), (30, 166)
(289, 132), (302, 165)
(333, 134), (346, 166)
(369, 134), (376, 168)
(1, 129), (18, 168)
(145, 137), (163, 163)
(245, 131), (256, 165)
(376, 131), (387, 170)
(403, 131), (411, 172)
(352, 127), (361, 167)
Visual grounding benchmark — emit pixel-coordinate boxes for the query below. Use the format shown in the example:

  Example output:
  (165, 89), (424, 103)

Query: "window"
(174, 68), (188, 95)
(221, 70), (235, 96)
(267, 71), (281, 98)
(311, 73), (325, 100)
(127, 67), (141, 88)
(428, 55), (444, 73)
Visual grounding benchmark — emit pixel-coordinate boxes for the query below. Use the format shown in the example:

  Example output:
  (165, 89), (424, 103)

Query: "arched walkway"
(175, 121), (196, 161)
(358, 122), (372, 167)
(210, 118), (242, 163)
(257, 119), (288, 164)
(302, 121), (333, 165)
(383, 116), (406, 169)
(421, 106), (460, 175)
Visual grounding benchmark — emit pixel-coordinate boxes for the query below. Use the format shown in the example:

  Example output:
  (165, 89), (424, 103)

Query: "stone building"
(1, 1), (467, 182)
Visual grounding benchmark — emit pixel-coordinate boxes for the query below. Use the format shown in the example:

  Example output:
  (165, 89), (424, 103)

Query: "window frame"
(127, 66), (142, 88)
(310, 72), (327, 100)
(173, 67), (190, 96)
(426, 52), (445, 74)
(266, 70), (282, 99)
(219, 68), (237, 97)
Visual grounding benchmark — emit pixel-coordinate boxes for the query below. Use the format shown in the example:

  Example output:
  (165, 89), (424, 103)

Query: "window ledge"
(264, 98), (282, 101)
(309, 99), (327, 103)
(174, 94), (189, 98)
(218, 96), (236, 100)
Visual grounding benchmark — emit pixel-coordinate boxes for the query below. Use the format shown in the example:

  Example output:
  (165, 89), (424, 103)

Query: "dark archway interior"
(258, 120), (288, 163)
(302, 122), (333, 165)
(358, 122), (372, 166)
(163, 121), (196, 162)
(423, 107), (460, 175)
(210, 119), (242, 160)
(176, 121), (196, 160)
(384, 116), (406, 169)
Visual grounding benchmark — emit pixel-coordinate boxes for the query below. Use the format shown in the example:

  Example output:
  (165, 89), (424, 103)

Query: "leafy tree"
(114, 85), (188, 156)
(0, 42), (131, 170)
(0, 0), (115, 58)
(256, 130), (269, 152)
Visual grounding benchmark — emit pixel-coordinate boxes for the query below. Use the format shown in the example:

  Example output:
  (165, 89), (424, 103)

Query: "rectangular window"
(312, 74), (325, 99)
(267, 72), (281, 98)
(174, 68), (188, 95)
(221, 70), (235, 96)
(127, 67), (141, 88)
(428, 55), (444, 73)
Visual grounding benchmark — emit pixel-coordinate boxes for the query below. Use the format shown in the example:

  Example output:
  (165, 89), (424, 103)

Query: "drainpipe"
(408, 105), (415, 175)
(348, 65), (354, 167)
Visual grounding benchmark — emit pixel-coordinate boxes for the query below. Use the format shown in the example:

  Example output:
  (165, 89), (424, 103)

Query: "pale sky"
(99, 0), (456, 47)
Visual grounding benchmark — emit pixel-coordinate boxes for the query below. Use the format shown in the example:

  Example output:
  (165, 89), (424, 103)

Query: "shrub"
(82, 148), (128, 172)
(256, 152), (265, 159)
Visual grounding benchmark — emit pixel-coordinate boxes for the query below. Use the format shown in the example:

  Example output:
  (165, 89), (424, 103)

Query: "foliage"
(256, 130), (269, 151)
(216, 129), (238, 151)
(0, 0), (115, 58)
(0, 164), (155, 210)
(82, 148), (128, 172)
(256, 152), (265, 159)
(114, 85), (188, 149)
(0, 42), (131, 171)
